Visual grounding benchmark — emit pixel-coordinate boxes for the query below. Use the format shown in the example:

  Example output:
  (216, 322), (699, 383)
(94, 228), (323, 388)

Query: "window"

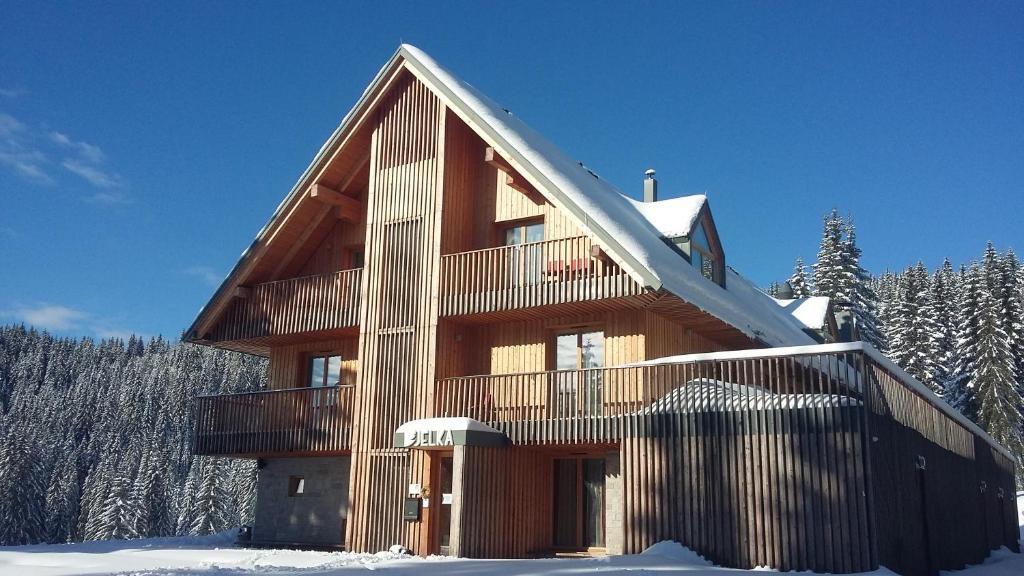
(554, 329), (605, 416)
(288, 476), (305, 497)
(308, 354), (343, 388)
(502, 221), (544, 246)
(349, 247), (364, 269)
(502, 221), (545, 286)
(690, 222), (721, 285)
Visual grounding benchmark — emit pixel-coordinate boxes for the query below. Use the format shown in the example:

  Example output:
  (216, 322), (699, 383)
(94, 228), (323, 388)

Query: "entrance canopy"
(394, 417), (508, 450)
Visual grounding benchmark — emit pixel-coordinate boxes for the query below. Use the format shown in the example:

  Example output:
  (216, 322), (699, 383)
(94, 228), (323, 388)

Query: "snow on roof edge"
(401, 44), (814, 347)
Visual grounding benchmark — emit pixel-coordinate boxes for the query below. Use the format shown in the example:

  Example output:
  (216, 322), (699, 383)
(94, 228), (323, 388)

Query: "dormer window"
(691, 222), (722, 285)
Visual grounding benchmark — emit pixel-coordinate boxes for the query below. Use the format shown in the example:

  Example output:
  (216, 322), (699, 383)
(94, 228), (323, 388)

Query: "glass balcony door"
(503, 222), (544, 286)
(554, 330), (604, 417)
(553, 457), (606, 550)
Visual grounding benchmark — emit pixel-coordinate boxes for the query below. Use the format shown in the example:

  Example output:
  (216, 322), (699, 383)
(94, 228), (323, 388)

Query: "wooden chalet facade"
(185, 45), (1018, 575)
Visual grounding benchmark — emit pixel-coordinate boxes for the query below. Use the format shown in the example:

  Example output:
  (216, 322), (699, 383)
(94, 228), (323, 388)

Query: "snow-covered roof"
(630, 194), (707, 239)
(188, 44), (819, 348)
(402, 45), (816, 347)
(642, 378), (860, 414)
(773, 296), (832, 330)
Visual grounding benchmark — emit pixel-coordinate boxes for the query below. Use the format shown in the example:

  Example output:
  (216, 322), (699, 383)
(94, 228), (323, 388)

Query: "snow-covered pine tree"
(789, 257), (813, 298)
(841, 219), (886, 351)
(949, 263), (983, 416)
(0, 423), (46, 545)
(90, 474), (141, 541)
(971, 260), (1024, 457)
(765, 282), (781, 297)
(930, 259), (960, 391)
(177, 456), (231, 536)
(813, 209), (850, 304)
(887, 263), (940, 391)
(997, 249), (1024, 388)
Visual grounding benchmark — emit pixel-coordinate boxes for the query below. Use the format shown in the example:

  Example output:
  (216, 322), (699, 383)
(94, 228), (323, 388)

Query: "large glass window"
(308, 354), (343, 388)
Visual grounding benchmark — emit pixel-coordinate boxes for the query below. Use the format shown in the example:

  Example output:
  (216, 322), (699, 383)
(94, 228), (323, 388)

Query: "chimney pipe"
(643, 169), (658, 202)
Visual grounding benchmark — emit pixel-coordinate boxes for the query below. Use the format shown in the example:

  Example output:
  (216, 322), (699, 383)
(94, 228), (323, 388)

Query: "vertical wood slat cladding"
(193, 385), (354, 456)
(862, 357), (1020, 576)
(208, 268), (362, 342)
(433, 349), (1016, 575)
(298, 219), (367, 277)
(268, 338), (359, 390)
(452, 446), (552, 558)
(346, 73), (445, 554)
(439, 236), (643, 317)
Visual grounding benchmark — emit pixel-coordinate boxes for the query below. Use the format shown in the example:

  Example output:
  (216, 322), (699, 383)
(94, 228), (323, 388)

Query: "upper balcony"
(439, 236), (644, 319)
(206, 267), (362, 347)
(193, 385), (355, 456)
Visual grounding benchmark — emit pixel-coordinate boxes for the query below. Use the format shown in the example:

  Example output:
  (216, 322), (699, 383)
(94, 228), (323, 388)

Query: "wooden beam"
(485, 147), (544, 204)
(309, 183), (362, 222)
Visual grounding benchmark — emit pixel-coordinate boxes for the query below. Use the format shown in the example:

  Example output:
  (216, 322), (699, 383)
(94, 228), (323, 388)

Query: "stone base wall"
(252, 456), (350, 546)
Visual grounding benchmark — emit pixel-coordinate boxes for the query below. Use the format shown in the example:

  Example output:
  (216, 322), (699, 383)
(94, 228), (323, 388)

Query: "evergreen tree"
(887, 263), (940, 391)
(971, 272), (1023, 456)
(930, 259), (960, 390)
(813, 209), (850, 304)
(788, 257), (813, 298)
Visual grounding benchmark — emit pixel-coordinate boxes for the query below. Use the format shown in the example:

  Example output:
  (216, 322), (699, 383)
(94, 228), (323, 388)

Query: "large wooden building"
(185, 45), (1018, 575)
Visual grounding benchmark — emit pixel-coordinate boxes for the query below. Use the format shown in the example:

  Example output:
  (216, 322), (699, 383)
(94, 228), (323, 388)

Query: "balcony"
(193, 385), (355, 456)
(439, 236), (643, 318)
(207, 268), (362, 344)
(434, 343), (1009, 454)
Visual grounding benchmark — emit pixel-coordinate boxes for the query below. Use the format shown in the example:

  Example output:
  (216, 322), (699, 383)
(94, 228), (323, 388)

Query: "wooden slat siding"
(861, 355), (1019, 576)
(193, 385), (355, 456)
(208, 268), (362, 343)
(439, 236), (643, 317)
(453, 446), (554, 558)
(346, 73), (446, 555)
(434, 348), (1017, 573)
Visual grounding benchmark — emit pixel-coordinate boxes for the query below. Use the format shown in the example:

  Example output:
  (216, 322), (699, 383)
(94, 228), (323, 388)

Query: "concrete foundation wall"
(252, 456), (350, 547)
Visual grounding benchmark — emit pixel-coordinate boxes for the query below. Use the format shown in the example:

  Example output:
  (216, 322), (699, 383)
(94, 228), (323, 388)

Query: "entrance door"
(554, 330), (605, 417)
(553, 457), (605, 550)
(437, 455), (454, 555)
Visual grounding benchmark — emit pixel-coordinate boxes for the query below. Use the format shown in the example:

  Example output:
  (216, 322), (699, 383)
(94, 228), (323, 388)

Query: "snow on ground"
(0, 516), (1021, 576)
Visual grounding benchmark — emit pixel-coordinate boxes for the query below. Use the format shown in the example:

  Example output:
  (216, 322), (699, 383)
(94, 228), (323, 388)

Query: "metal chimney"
(643, 169), (658, 202)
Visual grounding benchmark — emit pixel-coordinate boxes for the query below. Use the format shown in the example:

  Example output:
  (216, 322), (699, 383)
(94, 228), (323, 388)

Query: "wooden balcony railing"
(193, 385), (355, 456)
(209, 268), (362, 342)
(439, 236), (642, 316)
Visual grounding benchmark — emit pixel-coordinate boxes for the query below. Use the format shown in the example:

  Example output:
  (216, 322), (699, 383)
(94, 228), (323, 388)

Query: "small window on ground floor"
(288, 476), (305, 497)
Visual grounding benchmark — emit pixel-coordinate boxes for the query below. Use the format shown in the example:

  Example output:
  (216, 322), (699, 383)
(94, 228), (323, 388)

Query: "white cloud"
(0, 112), (26, 136)
(184, 266), (224, 287)
(3, 303), (143, 340)
(62, 158), (123, 189)
(0, 112), (128, 200)
(8, 304), (88, 331)
(0, 149), (52, 183)
(50, 131), (105, 163)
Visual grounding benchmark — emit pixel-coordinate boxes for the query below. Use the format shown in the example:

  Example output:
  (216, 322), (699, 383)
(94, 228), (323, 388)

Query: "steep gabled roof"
(187, 44), (815, 348)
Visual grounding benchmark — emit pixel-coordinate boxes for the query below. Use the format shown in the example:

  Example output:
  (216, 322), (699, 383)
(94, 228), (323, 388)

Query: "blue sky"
(1, 1), (1022, 341)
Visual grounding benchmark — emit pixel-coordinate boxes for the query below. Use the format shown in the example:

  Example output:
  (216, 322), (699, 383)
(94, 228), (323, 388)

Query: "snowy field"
(0, 498), (1021, 576)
